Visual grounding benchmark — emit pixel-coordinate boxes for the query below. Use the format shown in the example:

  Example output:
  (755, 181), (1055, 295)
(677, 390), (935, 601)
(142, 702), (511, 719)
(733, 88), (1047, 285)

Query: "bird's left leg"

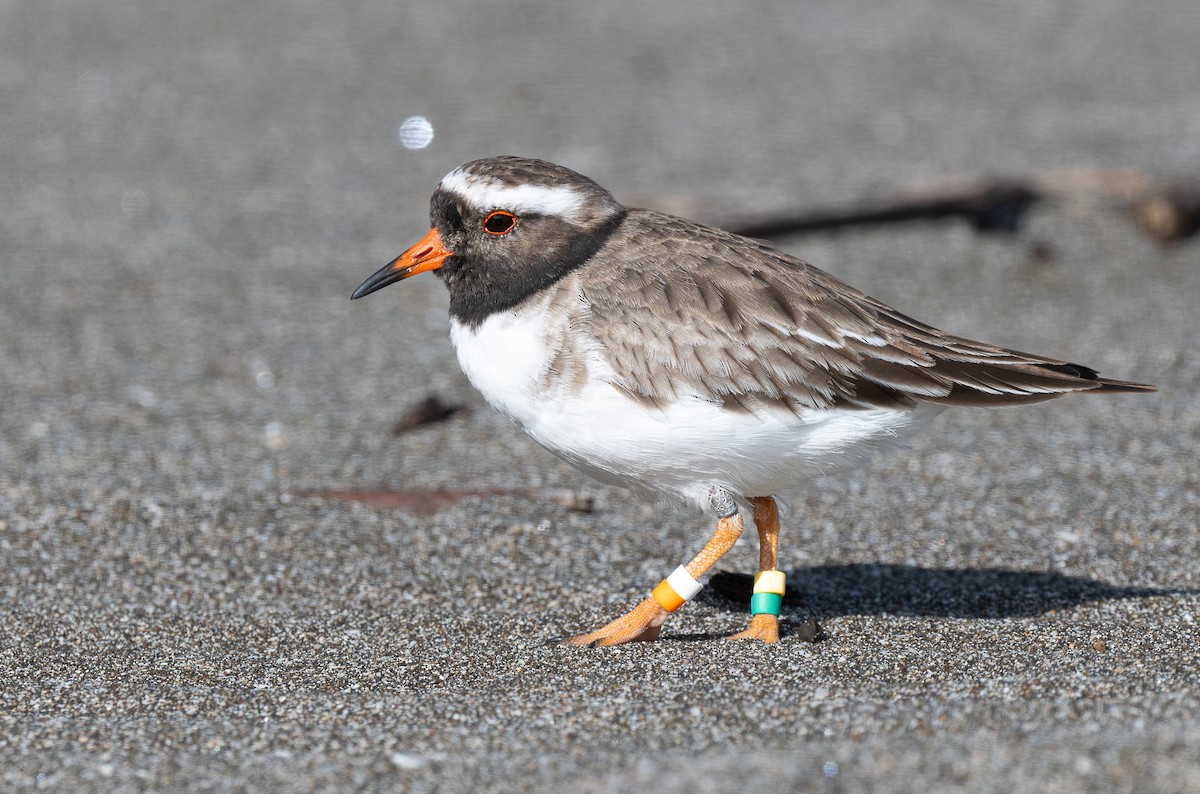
(561, 490), (744, 647)
(727, 495), (783, 643)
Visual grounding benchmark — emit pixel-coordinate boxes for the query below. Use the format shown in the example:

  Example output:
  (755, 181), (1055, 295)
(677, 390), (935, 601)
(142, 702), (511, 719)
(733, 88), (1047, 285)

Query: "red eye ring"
(483, 210), (517, 236)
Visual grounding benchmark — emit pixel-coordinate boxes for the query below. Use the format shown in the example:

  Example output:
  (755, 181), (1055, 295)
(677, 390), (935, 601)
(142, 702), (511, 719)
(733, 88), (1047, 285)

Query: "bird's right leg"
(560, 489), (744, 647)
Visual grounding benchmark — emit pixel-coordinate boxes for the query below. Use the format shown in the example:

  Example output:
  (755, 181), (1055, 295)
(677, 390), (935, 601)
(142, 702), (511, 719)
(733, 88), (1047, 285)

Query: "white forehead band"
(440, 168), (590, 224)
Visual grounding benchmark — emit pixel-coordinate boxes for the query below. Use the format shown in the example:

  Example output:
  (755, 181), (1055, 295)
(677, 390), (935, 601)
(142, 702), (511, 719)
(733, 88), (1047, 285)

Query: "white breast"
(450, 301), (940, 511)
(449, 307), (557, 432)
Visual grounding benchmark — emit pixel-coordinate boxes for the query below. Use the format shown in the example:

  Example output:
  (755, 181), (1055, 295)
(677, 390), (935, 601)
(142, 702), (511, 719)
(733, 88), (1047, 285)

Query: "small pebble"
(796, 620), (823, 643)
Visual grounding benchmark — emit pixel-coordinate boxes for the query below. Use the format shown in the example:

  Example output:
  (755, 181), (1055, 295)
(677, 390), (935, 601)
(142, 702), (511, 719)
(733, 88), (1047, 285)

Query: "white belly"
(450, 309), (936, 510)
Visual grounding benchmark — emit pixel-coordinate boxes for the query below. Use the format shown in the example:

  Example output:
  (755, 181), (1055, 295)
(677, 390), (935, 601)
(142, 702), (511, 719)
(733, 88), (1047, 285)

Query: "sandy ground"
(2, 1), (1198, 791)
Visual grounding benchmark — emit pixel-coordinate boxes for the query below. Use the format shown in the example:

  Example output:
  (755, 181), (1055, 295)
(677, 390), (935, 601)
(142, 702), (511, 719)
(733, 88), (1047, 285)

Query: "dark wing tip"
(1036, 361), (1103, 380)
(1034, 361), (1157, 393)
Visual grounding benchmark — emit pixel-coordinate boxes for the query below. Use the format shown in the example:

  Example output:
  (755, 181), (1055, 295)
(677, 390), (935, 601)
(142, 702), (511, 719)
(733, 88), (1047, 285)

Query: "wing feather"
(578, 209), (1155, 412)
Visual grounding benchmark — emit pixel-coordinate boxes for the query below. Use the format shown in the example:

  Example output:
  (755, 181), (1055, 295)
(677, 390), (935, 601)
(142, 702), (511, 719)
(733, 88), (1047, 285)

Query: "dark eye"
(483, 210), (517, 236)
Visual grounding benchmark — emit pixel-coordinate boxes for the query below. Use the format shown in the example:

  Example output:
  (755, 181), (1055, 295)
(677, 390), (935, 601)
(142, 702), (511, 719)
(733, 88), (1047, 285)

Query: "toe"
(560, 598), (668, 647)
(726, 614), (780, 643)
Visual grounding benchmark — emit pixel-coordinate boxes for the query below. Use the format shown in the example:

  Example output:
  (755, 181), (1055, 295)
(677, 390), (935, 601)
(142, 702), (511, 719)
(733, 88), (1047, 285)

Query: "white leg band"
(665, 565), (702, 601)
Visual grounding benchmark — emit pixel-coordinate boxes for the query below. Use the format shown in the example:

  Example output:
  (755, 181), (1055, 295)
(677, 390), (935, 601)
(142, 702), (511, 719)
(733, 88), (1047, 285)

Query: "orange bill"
(351, 227), (453, 299)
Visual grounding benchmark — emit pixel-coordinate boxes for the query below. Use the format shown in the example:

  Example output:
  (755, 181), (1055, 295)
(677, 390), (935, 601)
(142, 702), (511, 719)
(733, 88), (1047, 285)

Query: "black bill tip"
(351, 261), (408, 300)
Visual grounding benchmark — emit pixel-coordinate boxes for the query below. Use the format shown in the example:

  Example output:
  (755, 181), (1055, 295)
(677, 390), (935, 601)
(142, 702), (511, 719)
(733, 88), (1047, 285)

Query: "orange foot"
(726, 613), (780, 643)
(560, 597), (669, 647)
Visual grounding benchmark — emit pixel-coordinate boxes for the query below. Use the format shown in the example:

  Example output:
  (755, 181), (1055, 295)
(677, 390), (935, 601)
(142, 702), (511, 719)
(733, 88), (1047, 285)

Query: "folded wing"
(581, 210), (1155, 413)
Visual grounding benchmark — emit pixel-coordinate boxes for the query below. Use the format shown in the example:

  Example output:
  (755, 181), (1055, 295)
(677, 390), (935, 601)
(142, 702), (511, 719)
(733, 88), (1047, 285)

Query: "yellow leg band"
(753, 569), (786, 596)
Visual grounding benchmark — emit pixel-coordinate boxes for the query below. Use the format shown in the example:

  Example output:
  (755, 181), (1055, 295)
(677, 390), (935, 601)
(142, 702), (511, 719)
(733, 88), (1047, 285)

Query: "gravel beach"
(2, 2), (1198, 791)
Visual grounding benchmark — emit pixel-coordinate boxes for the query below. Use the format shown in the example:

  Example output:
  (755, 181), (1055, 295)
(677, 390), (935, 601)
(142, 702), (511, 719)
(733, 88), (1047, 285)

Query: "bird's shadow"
(702, 563), (1193, 622)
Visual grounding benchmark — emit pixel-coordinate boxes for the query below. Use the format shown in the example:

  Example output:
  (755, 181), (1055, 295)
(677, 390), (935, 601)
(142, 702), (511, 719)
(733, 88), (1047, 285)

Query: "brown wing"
(579, 209), (1155, 413)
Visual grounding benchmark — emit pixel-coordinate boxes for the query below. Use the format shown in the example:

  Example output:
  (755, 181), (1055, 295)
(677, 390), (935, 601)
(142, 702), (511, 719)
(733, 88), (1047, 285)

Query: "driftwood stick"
(721, 169), (1198, 244)
(729, 181), (1041, 238)
(296, 487), (595, 515)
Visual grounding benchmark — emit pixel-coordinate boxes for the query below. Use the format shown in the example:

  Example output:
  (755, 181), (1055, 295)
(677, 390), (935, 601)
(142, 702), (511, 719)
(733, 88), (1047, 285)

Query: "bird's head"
(351, 156), (626, 324)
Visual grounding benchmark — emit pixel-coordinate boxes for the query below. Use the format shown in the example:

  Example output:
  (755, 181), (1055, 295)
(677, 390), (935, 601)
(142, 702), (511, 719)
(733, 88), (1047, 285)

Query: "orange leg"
(561, 509), (745, 647)
(727, 496), (782, 643)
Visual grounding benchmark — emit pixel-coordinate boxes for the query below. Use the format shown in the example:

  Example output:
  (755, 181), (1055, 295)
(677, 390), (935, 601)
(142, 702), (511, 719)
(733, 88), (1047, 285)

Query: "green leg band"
(750, 592), (783, 616)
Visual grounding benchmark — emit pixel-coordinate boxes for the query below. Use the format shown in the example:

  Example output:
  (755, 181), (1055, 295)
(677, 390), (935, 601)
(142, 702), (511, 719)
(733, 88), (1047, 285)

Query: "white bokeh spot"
(398, 116), (434, 150)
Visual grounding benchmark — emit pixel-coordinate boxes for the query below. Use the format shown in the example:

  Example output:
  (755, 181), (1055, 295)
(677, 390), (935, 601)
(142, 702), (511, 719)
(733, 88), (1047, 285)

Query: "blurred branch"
(298, 487), (595, 515)
(718, 169), (1199, 244)
(730, 181), (1040, 237)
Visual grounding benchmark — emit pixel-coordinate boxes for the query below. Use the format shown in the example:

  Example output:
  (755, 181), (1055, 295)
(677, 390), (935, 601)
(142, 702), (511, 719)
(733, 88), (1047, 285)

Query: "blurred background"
(4, 0), (1196, 498)
(2, 1), (1198, 790)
